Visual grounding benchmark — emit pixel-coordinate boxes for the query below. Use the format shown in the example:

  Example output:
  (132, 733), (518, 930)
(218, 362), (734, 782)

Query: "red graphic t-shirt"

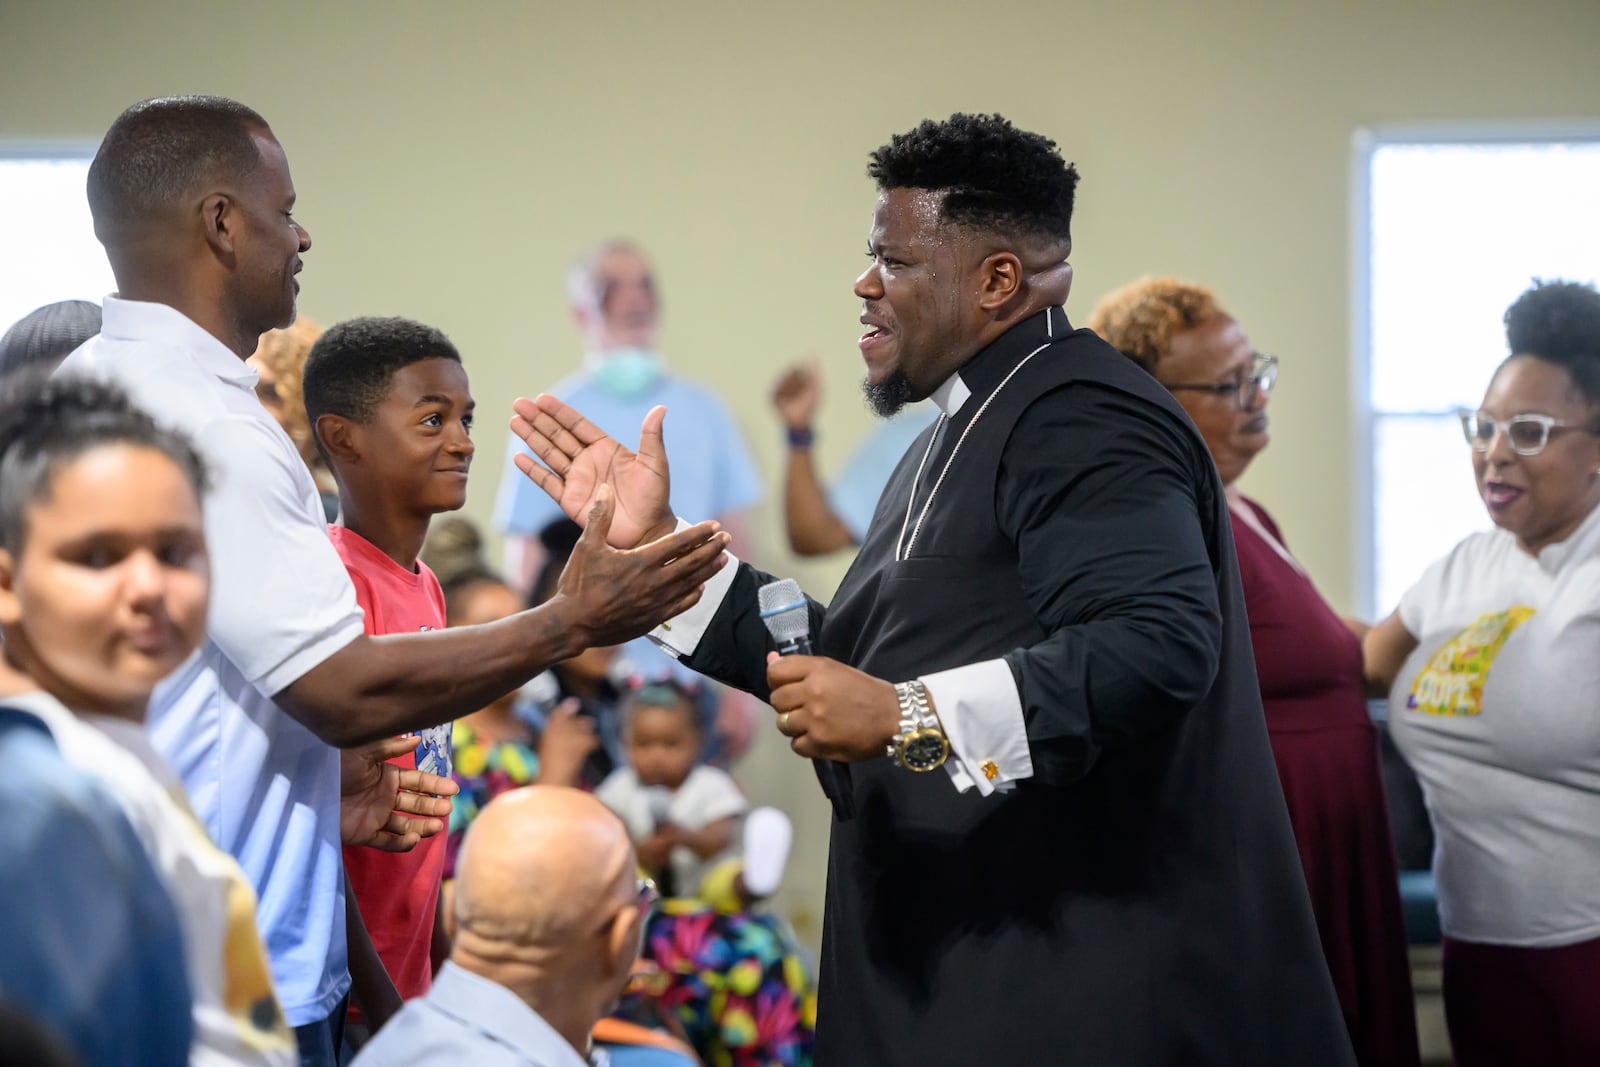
(330, 526), (451, 1017)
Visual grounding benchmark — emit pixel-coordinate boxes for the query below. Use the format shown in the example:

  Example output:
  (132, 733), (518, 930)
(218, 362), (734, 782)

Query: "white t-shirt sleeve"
(1398, 536), (1469, 637)
(676, 766), (749, 828)
(596, 768), (649, 842)
(193, 416), (364, 695)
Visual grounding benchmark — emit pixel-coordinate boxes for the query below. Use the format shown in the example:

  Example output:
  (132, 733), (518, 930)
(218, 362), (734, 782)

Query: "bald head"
(454, 786), (637, 959)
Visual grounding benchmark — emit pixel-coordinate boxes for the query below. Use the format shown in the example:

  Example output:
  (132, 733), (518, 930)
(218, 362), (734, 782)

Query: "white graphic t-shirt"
(1388, 502), (1600, 946)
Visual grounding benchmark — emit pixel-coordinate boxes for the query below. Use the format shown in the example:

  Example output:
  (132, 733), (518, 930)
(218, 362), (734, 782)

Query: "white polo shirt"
(56, 297), (365, 1025)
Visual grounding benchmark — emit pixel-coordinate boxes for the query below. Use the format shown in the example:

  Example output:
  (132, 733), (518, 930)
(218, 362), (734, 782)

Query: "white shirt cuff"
(648, 519), (740, 660)
(921, 659), (1033, 796)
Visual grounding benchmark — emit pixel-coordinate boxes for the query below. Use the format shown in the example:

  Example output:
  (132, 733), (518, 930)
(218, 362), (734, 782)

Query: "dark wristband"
(786, 425), (815, 449)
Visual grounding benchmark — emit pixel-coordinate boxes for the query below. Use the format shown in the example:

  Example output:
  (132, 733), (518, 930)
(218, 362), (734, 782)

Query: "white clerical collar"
(930, 373), (971, 417)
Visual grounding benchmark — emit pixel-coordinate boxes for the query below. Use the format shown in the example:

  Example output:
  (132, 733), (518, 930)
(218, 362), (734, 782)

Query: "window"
(1354, 131), (1600, 616)
(0, 152), (115, 339)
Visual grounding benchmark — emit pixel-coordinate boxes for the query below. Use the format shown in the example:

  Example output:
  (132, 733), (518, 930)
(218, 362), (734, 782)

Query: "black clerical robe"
(685, 307), (1354, 1065)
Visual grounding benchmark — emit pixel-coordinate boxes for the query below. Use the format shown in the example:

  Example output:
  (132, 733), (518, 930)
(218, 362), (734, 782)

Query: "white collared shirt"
(55, 296), (365, 1024)
(651, 368), (1033, 796)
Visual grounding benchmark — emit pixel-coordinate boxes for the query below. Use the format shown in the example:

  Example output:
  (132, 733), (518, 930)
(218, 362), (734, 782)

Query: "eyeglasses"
(1166, 353), (1278, 409)
(636, 877), (660, 919)
(1457, 409), (1597, 456)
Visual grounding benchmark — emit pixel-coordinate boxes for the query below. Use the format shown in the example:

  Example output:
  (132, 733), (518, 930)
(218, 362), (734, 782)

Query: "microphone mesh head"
(758, 578), (810, 645)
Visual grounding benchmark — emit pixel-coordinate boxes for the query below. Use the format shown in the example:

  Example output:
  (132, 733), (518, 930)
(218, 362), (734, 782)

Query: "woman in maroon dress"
(1092, 279), (1419, 1067)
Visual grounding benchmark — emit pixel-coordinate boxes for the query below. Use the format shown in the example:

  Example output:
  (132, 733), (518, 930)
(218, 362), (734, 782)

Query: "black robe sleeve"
(997, 382), (1224, 787)
(680, 562), (828, 703)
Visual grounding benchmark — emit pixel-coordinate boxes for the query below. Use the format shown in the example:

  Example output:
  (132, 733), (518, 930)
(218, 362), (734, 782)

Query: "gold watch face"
(898, 728), (950, 772)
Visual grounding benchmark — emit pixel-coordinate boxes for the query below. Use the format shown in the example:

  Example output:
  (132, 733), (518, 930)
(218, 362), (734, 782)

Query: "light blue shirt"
(828, 402), (939, 542)
(495, 368), (763, 685)
(57, 298), (364, 1025)
(350, 961), (589, 1067)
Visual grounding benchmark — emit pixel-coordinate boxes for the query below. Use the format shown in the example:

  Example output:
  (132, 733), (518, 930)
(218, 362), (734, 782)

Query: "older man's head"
(451, 786), (643, 1030)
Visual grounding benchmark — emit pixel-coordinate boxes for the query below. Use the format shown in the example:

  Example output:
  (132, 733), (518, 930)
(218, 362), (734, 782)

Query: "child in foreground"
(0, 374), (294, 1065)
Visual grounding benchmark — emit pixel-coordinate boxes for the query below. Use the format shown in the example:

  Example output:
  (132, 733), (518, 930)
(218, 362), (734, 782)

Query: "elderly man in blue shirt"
(352, 786), (677, 1067)
(495, 241), (761, 664)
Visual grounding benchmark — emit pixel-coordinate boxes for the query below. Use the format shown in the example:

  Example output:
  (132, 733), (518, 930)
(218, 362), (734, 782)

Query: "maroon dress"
(1232, 495), (1420, 1067)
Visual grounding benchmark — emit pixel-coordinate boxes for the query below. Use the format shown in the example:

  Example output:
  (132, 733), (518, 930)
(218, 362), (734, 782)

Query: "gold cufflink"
(980, 760), (998, 780)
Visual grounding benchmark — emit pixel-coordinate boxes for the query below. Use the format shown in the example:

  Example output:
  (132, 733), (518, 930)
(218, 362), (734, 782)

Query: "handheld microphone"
(757, 577), (854, 819)
(758, 578), (812, 656)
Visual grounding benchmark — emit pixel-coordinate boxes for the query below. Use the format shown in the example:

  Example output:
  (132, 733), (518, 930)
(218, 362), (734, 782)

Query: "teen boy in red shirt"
(302, 317), (477, 1045)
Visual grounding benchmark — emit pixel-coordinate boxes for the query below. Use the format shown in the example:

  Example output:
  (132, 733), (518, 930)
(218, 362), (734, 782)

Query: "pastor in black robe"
(674, 306), (1354, 1066)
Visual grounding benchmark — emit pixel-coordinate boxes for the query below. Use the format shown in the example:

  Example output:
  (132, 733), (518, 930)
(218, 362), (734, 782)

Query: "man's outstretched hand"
(341, 735), (460, 852)
(511, 394), (675, 549)
(551, 483), (730, 649)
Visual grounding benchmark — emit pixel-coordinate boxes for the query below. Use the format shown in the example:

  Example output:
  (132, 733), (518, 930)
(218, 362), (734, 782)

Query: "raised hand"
(510, 394), (673, 549)
(550, 484), (730, 648)
(341, 735), (460, 852)
(771, 359), (823, 430)
(535, 698), (600, 787)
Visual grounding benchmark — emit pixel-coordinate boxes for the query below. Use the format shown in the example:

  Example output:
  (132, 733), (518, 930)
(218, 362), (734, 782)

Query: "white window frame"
(0, 140), (109, 339)
(1348, 122), (1600, 619)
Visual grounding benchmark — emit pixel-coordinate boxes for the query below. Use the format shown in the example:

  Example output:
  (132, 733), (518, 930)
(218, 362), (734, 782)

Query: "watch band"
(887, 679), (936, 756)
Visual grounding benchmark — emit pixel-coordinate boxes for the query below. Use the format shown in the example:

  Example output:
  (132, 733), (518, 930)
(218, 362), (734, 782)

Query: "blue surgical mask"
(591, 347), (664, 399)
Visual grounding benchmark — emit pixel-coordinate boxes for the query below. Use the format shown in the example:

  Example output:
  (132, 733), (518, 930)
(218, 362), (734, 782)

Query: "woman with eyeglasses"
(1362, 279), (1600, 1067)
(1091, 278), (1419, 1067)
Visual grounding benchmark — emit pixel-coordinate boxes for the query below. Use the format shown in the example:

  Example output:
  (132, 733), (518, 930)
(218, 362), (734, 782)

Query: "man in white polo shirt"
(57, 95), (729, 1064)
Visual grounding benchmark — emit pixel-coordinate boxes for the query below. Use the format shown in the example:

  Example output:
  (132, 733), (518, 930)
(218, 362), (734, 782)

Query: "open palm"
(509, 394), (674, 548)
(340, 736), (457, 852)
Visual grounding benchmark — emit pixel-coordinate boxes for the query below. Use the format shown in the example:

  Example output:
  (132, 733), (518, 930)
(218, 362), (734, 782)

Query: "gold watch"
(887, 679), (949, 772)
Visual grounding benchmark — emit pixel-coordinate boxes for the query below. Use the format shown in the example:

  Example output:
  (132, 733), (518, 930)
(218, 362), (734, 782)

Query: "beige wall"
(5, 0), (1598, 946)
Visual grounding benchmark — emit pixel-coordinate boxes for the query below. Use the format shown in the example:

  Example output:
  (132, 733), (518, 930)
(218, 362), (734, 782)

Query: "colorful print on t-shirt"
(1406, 606), (1535, 716)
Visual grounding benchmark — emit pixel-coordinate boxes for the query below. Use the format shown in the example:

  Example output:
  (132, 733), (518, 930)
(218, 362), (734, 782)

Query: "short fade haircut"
(87, 95), (269, 229)
(1088, 278), (1227, 374)
(0, 300), (102, 378)
(1503, 279), (1600, 415)
(302, 316), (463, 437)
(868, 113), (1079, 245)
(0, 372), (208, 555)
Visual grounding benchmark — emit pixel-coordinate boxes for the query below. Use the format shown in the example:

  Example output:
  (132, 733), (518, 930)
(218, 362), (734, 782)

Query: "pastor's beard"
(862, 370), (915, 418)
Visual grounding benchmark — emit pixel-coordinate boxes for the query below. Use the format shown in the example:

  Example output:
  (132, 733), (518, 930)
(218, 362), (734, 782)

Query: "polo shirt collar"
(427, 961), (589, 1067)
(99, 295), (259, 387)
